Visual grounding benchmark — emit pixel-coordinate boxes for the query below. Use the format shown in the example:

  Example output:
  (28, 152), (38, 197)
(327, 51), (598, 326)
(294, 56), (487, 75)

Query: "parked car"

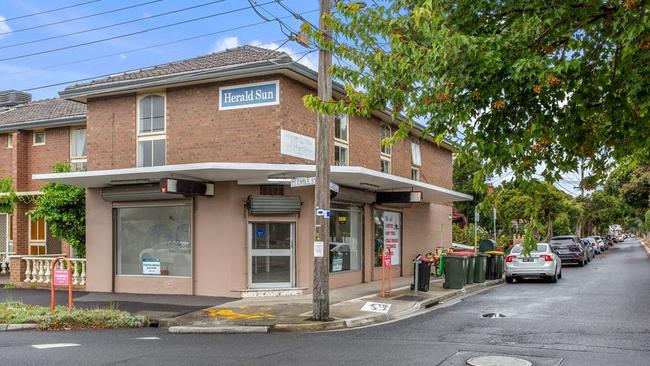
(505, 243), (562, 283)
(550, 235), (587, 266)
(605, 235), (615, 247)
(583, 237), (601, 255)
(590, 236), (608, 252)
(580, 239), (595, 261)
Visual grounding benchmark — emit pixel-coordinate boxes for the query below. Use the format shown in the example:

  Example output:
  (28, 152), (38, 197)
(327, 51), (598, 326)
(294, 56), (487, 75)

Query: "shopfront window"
(373, 210), (401, 267)
(329, 205), (362, 273)
(116, 205), (191, 277)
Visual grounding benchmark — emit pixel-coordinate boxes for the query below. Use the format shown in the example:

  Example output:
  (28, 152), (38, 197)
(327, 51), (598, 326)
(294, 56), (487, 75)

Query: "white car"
(505, 243), (562, 283)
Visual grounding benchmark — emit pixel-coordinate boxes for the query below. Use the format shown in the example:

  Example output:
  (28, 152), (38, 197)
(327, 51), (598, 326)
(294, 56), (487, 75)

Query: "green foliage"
(0, 177), (17, 214)
(452, 223), (490, 245)
(32, 163), (86, 257)
(306, 0), (649, 184)
(0, 302), (146, 330)
(645, 209), (650, 232)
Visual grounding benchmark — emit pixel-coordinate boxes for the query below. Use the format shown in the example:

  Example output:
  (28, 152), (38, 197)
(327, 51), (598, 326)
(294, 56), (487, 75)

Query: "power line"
(0, 0), (277, 63)
(1, 0), (103, 22)
(0, 9), (318, 79)
(0, 0), (162, 36)
(0, 0), (229, 50)
(20, 47), (316, 93)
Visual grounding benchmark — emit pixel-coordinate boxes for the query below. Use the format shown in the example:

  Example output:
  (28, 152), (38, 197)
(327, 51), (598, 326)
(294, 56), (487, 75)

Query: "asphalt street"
(1, 237), (648, 366)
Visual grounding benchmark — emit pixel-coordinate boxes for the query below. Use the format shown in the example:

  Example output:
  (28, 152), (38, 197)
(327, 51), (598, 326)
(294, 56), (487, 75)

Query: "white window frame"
(70, 127), (87, 171)
(6, 133), (13, 148)
(334, 115), (349, 166)
(380, 124), (392, 174)
(136, 93), (166, 167)
(411, 139), (421, 166)
(380, 157), (392, 174)
(28, 215), (47, 255)
(33, 131), (46, 146)
(411, 167), (420, 181)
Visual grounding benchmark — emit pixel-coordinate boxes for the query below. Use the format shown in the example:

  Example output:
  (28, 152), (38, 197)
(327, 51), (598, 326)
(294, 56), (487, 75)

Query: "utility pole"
(312, 0), (333, 321)
(493, 206), (497, 243)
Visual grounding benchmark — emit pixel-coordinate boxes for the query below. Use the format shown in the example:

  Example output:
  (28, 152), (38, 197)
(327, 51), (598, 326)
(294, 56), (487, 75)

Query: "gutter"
(0, 115), (86, 133)
(59, 60), (458, 152)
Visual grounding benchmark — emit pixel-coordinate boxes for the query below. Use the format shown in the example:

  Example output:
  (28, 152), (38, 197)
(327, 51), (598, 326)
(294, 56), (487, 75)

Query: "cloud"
(0, 16), (11, 38)
(213, 36), (241, 52)
(119, 54), (127, 60)
(212, 36), (317, 70)
(250, 40), (317, 70)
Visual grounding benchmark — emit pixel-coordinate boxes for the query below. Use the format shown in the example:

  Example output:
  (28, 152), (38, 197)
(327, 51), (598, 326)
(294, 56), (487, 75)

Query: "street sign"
(361, 302), (392, 314)
(53, 269), (69, 286)
(291, 177), (339, 193)
(314, 241), (324, 257)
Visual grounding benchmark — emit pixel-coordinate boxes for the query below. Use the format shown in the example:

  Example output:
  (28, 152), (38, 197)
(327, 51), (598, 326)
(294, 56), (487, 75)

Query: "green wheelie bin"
(485, 250), (505, 280)
(474, 253), (487, 283)
(442, 254), (467, 289)
(450, 251), (476, 284)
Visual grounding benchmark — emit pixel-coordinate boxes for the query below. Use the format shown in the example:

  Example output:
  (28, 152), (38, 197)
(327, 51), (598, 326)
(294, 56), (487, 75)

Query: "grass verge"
(0, 302), (147, 330)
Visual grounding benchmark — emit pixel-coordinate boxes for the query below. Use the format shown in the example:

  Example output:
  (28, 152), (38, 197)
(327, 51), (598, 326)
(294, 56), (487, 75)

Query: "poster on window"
(382, 212), (401, 265)
(142, 258), (161, 275)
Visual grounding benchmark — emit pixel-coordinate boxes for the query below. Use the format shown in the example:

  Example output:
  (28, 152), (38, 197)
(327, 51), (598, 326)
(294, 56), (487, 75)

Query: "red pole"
(50, 256), (73, 311)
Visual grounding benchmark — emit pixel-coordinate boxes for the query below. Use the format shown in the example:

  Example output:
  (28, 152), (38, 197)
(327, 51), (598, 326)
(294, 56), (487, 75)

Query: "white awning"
(33, 163), (472, 204)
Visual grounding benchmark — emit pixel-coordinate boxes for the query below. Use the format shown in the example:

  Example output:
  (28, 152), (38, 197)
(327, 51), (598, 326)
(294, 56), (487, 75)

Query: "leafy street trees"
(31, 163), (86, 258)
(306, 1), (648, 184)
(0, 178), (16, 214)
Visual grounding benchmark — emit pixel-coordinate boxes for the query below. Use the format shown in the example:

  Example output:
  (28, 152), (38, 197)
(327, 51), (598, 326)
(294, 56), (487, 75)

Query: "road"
(1, 237), (648, 365)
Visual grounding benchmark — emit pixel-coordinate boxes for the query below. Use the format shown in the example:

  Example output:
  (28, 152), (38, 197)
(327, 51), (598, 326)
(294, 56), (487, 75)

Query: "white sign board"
(361, 302), (392, 314)
(314, 241), (324, 257)
(142, 258), (161, 275)
(281, 129), (315, 161)
(383, 212), (401, 265)
(290, 177), (339, 193)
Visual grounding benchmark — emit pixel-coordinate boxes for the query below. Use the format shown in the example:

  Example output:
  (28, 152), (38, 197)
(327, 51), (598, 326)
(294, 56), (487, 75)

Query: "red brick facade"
(86, 75), (453, 186)
(0, 126), (79, 256)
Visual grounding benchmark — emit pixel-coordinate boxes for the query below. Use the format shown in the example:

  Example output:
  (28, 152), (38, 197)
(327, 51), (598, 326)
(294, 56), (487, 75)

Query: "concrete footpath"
(168, 277), (503, 333)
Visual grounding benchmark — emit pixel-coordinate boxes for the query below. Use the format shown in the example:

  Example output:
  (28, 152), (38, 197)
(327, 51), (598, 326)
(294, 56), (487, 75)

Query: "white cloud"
(119, 54), (127, 60)
(250, 40), (316, 70)
(212, 36), (241, 52)
(0, 16), (12, 38)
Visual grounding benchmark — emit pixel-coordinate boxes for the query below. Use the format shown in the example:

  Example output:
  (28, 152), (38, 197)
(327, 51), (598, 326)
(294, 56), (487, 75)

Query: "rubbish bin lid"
(447, 251), (476, 257)
(484, 250), (504, 255)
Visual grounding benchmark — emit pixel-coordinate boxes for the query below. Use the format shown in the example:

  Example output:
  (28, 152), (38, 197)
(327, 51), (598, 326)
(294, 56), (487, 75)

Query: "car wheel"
(550, 272), (558, 283)
(558, 269), (562, 279)
(505, 276), (514, 284)
(578, 259), (584, 267)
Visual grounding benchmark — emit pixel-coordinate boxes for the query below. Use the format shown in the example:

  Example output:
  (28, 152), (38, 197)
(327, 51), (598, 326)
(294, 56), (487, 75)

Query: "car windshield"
(510, 244), (547, 254)
(550, 238), (574, 245)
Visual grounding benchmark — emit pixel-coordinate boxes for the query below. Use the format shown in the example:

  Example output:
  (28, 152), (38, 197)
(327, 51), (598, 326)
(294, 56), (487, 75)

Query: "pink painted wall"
(85, 188), (112, 292)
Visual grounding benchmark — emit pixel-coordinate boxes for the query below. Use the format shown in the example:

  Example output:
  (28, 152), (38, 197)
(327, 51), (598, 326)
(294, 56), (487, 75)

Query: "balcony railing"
(22, 256), (86, 285)
(0, 252), (14, 275)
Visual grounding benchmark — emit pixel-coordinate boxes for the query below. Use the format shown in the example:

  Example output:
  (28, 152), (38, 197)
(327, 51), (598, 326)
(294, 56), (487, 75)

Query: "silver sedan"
(505, 243), (562, 283)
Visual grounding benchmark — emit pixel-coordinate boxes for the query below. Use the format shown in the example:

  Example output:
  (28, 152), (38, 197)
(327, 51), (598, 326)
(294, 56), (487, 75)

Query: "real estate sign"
(383, 212), (401, 265)
(142, 258), (161, 275)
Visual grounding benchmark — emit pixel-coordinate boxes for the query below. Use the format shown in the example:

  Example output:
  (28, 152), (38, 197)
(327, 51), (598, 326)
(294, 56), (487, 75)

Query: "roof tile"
(0, 98), (86, 127)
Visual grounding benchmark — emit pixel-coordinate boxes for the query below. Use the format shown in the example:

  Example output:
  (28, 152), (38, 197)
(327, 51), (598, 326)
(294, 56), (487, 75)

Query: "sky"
(0, 0), (319, 99)
(0, 0), (583, 196)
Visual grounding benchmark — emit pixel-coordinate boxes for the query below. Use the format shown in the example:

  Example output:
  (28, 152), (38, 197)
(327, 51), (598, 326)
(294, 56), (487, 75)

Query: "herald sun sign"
(219, 80), (279, 110)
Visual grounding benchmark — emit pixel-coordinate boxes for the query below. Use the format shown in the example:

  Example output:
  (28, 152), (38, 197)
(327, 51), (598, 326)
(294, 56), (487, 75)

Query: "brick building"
(36, 46), (471, 297)
(0, 94), (87, 272)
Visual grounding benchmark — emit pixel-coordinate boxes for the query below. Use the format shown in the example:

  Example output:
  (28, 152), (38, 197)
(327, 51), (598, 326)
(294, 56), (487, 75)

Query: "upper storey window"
(411, 139), (421, 181)
(137, 94), (166, 167)
(380, 124), (392, 174)
(334, 115), (349, 166)
(70, 128), (87, 172)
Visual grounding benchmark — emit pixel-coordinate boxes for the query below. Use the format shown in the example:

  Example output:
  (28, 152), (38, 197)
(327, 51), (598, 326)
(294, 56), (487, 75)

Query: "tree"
(304, 1), (649, 185)
(32, 163), (86, 257)
(0, 177), (17, 214)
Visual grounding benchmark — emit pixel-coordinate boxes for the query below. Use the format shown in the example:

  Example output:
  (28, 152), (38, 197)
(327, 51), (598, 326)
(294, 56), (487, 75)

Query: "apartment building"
(0, 93), (87, 266)
(35, 46), (471, 297)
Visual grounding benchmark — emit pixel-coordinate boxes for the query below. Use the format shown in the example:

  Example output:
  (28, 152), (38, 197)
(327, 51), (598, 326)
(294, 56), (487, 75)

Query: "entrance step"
(237, 288), (306, 298)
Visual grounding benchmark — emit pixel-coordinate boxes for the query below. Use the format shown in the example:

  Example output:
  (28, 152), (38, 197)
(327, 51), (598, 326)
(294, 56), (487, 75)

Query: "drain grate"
(395, 295), (428, 302)
(482, 313), (506, 318)
(467, 356), (532, 366)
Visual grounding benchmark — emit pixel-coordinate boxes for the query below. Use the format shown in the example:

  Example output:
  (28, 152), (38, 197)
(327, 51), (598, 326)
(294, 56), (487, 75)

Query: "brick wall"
(85, 74), (453, 186)
(26, 127), (70, 191)
(0, 133), (13, 178)
(87, 94), (137, 170)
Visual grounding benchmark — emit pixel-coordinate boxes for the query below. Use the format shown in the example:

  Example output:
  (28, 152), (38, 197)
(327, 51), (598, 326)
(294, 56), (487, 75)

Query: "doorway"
(248, 222), (295, 288)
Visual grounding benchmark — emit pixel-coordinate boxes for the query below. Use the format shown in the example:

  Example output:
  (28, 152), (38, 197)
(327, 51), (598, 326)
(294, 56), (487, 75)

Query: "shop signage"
(142, 258), (161, 275)
(256, 227), (266, 238)
(160, 178), (215, 196)
(219, 80), (279, 110)
(281, 130), (315, 161)
(361, 301), (392, 314)
(376, 191), (422, 204)
(332, 256), (343, 272)
(383, 212), (401, 265)
(291, 176), (339, 193)
(53, 269), (69, 286)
